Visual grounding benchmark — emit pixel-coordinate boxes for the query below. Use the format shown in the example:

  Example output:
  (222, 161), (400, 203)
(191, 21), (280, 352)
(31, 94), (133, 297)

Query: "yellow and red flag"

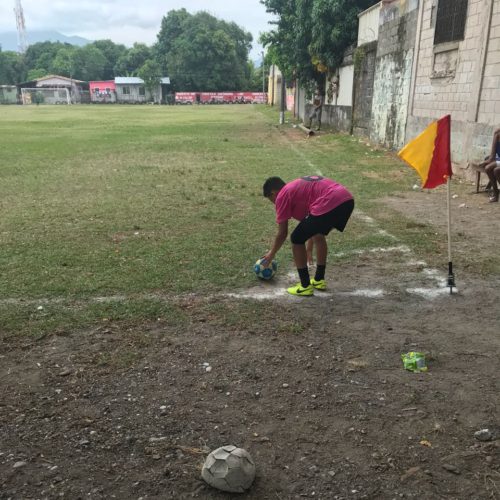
(398, 115), (452, 189)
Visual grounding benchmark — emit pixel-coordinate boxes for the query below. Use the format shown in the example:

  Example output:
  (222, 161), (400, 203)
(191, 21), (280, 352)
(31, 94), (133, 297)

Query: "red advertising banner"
(175, 92), (267, 104)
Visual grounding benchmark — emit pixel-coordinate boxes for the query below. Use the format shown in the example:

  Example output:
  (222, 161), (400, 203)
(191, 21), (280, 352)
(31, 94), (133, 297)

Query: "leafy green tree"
(155, 9), (252, 91)
(73, 45), (107, 81)
(154, 8), (190, 74)
(114, 43), (152, 76)
(0, 48), (26, 84)
(138, 59), (162, 102)
(52, 46), (76, 78)
(23, 41), (69, 75)
(247, 60), (267, 92)
(260, 0), (379, 87)
(52, 45), (106, 81)
(26, 68), (48, 81)
(91, 40), (127, 79)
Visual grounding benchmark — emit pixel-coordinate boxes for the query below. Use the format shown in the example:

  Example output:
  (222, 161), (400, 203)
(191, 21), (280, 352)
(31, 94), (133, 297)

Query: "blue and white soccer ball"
(254, 258), (278, 280)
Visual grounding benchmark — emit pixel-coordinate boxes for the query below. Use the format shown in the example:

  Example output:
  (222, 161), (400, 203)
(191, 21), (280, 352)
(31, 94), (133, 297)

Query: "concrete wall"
(406, 0), (500, 171)
(321, 105), (353, 133)
(267, 65), (284, 106)
(370, 2), (419, 149)
(295, 86), (307, 122)
(352, 41), (378, 138)
(477, 0), (500, 125)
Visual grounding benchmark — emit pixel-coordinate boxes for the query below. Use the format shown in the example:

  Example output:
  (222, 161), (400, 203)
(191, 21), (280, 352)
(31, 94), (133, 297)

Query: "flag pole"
(446, 177), (456, 294)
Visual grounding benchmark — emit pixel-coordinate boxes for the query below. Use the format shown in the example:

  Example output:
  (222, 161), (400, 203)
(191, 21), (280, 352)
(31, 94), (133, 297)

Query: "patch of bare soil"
(382, 182), (500, 274)
(1, 180), (499, 500)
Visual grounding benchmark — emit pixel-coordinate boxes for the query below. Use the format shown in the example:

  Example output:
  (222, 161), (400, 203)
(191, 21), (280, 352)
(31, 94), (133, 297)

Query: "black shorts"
(290, 199), (354, 244)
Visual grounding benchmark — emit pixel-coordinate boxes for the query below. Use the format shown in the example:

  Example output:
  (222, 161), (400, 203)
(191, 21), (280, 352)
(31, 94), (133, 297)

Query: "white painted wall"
(337, 65), (354, 106)
(358, 2), (381, 46)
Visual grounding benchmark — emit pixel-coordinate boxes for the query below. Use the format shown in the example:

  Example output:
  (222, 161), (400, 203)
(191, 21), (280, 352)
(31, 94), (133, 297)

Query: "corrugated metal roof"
(37, 74), (85, 83)
(115, 77), (144, 85)
(115, 77), (170, 85)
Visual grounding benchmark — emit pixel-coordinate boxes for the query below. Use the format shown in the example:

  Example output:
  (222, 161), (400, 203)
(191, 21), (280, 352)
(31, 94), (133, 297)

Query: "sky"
(1, 0), (276, 60)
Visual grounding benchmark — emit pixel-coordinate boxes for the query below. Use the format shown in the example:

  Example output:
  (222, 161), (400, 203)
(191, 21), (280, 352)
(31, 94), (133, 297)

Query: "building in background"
(114, 77), (170, 104)
(17, 74), (87, 103)
(406, 0), (499, 172)
(89, 81), (117, 103)
(0, 85), (18, 104)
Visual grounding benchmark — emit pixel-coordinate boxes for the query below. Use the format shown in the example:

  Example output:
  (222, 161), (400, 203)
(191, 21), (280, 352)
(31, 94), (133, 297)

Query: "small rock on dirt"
(474, 429), (494, 442)
(442, 463), (460, 475)
(400, 466), (421, 481)
(13, 461), (27, 469)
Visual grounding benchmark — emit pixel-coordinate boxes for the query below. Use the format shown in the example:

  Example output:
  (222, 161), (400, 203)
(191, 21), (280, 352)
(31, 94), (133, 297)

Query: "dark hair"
(263, 177), (286, 197)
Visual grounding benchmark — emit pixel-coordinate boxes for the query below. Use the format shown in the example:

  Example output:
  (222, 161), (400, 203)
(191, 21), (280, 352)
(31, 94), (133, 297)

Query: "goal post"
(21, 87), (71, 105)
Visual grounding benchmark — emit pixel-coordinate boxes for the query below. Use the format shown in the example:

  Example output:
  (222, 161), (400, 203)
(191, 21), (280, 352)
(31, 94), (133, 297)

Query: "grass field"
(0, 104), (456, 337)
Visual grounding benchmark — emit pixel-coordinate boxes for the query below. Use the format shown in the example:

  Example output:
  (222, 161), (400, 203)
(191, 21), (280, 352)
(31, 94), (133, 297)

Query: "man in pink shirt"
(262, 175), (354, 296)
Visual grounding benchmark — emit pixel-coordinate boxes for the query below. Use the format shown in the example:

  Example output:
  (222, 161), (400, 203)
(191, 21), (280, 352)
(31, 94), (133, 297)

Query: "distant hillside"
(0, 31), (92, 51)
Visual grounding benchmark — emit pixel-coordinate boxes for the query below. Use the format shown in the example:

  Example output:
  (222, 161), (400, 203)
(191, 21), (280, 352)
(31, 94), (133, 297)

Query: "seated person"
(476, 128), (500, 202)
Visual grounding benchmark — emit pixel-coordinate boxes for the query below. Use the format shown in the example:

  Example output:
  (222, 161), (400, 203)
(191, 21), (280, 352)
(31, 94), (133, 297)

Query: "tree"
(26, 68), (48, 81)
(23, 41), (69, 75)
(52, 46), (76, 78)
(114, 43), (152, 76)
(0, 48), (26, 84)
(91, 40), (127, 80)
(247, 61), (266, 92)
(73, 45), (107, 81)
(155, 10), (252, 91)
(138, 59), (162, 102)
(154, 8), (190, 74)
(260, 0), (379, 88)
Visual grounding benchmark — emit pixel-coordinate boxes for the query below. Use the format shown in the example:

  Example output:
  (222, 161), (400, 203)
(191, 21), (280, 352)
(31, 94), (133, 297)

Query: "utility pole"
(279, 72), (286, 125)
(270, 65), (275, 106)
(261, 51), (265, 103)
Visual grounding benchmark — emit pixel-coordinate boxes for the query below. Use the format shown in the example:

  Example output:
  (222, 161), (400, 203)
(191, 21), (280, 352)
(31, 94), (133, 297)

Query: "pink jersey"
(275, 176), (353, 224)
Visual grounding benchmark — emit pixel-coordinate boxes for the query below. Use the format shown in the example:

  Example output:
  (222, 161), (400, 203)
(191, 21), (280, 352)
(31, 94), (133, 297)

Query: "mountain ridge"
(0, 30), (92, 51)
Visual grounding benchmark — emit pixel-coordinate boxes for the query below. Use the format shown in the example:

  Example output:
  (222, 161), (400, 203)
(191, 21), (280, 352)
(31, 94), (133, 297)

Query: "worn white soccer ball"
(201, 445), (256, 493)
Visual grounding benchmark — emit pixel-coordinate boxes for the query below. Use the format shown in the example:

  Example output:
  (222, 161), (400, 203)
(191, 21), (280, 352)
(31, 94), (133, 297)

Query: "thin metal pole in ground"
(447, 177), (456, 294)
(280, 74), (286, 125)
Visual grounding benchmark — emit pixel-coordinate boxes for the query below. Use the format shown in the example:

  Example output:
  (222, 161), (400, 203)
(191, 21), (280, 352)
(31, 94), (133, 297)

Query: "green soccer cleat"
(287, 283), (314, 297)
(310, 278), (327, 290)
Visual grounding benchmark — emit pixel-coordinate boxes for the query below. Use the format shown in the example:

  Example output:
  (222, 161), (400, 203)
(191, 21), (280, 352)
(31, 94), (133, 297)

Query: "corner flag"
(397, 115), (452, 189)
(398, 114), (456, 293)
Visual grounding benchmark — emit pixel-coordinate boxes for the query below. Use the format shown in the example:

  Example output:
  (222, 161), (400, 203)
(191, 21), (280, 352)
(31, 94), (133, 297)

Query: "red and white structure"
(175, 92), (267, 105)
(89, 81), (117, 103)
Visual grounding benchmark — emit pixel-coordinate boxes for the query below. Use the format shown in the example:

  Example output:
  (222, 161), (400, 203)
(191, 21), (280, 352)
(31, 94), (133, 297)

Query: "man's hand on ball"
(261, 253), (274, 267)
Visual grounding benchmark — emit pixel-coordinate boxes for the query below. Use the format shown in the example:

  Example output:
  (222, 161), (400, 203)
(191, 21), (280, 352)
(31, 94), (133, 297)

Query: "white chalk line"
(355, 214), (457, 298)
(0, 240), (452, 307)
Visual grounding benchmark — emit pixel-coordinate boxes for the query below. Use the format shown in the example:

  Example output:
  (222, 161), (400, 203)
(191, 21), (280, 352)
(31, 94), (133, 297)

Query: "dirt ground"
(1, 178), (499, 499)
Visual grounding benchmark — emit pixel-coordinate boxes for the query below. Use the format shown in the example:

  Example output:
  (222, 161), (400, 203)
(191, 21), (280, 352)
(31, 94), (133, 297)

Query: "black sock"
(297, 267), (310, 288)
(314, 265), (326, 281)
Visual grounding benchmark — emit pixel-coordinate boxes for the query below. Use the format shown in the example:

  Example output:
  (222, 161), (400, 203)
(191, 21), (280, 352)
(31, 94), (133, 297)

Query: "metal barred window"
(434, 0), (469, 44)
